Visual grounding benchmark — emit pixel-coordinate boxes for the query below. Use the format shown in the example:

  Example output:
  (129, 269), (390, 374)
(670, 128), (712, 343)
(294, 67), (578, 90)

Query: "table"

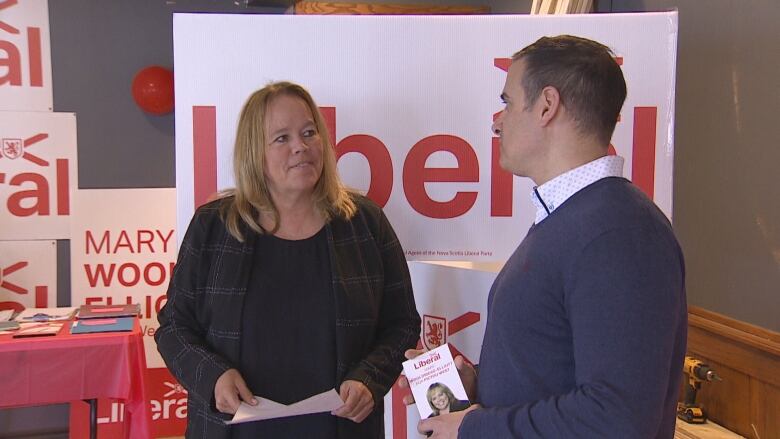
(675, 418), (746, 439)
(0, 318), (151, 439)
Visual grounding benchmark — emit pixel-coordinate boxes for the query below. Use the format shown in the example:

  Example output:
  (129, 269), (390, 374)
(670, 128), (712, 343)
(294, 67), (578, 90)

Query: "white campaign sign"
(383, 261), (496, 439)
(0, 240), (56, 313)
(173, 13), (678, 262)
(0, 111), (77, 240)
(0, 0), (53, 111)
(69, 188), (177, 368)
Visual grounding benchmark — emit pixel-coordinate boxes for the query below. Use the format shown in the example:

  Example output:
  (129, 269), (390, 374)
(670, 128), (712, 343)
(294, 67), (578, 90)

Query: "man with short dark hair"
(413, 35), (687, 438)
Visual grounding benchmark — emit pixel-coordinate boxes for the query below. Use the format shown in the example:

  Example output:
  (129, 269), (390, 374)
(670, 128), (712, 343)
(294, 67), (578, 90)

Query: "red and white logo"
(1, 138), (23, 159)
(422, 314), (447, 350)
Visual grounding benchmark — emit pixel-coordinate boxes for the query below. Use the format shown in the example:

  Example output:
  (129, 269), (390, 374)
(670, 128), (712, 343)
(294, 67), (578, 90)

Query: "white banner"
(0, 0), (53, 111)
(0, 239), (56, 313)
(383, 262), (496, 439)
(69, 188), (177, 368)
(0, 111), (77, 240)
(173, 13), (678, 262)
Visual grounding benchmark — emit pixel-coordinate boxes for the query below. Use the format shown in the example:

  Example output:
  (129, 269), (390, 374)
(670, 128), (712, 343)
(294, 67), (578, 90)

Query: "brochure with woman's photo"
(402, 343), (471, 418)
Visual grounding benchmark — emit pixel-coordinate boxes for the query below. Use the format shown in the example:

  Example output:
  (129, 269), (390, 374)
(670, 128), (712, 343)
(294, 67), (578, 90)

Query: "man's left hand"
(418, 405), (480, 438)
(332, 380), (374, 423)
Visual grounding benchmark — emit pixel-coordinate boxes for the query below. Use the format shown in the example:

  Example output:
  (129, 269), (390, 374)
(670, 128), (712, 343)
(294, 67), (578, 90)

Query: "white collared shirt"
(531, 155), (625, 224)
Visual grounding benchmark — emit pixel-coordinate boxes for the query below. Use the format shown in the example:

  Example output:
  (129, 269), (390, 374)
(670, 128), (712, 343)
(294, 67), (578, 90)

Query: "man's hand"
(214, 368), (257, 414)
(398, 349), (479, 404)
(418, 405), (479, 438)
(332, 380), (374, 423)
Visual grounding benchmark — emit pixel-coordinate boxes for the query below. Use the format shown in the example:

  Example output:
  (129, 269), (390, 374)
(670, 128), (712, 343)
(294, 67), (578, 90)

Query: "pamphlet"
(77, 304), (141, 319)
(70, 317), (134, 334)
(402, 343), (471, 419)
(16, 307), (77, 322)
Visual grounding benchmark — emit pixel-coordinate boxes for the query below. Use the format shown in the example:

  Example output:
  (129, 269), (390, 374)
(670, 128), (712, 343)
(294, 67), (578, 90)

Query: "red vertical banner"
(632, 107), (657, 199)
(392, 380), (411, 439)
(192, 106), (217, 208)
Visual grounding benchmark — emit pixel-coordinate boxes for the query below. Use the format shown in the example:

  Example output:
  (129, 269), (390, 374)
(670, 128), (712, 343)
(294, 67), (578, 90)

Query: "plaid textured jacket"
(156, 194), (420, 439)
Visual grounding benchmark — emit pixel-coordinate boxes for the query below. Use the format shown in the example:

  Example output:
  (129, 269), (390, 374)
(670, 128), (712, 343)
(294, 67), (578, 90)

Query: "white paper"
(226, 389), (344, 425)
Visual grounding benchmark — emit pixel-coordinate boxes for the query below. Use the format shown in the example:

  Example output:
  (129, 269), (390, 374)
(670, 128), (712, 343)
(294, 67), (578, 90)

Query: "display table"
(0, 318), (151, 439)
(675, 418), (746, 439)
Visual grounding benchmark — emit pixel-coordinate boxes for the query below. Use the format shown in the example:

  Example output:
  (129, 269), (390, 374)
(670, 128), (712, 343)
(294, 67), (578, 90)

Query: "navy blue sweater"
(460, 177), (687, 438)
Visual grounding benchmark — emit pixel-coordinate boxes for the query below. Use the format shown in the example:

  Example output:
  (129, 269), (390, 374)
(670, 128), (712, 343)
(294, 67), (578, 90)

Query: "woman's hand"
(331, 380), (374, 423)
(214, 368), (257, 414)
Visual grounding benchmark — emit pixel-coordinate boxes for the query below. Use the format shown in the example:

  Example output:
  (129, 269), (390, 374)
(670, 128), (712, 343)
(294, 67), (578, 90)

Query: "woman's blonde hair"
(426, 382), (456, 414)
(220, 81), (356, 241)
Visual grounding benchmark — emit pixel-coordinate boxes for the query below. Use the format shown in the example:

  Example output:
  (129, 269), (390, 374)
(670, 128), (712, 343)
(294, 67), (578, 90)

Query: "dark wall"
(4, 0), (777, 436)
(49, 0), (282, 189)
(599, 0), (780, 332)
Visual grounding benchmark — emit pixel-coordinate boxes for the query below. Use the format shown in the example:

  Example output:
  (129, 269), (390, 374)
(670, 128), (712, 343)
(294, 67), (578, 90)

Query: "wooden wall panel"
(295, 1), (490, 15)
(686, 306), (780, 439)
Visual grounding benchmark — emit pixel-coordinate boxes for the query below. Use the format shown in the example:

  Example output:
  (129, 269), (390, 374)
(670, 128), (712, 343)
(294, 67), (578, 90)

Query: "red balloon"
(131, 66), (174, 115)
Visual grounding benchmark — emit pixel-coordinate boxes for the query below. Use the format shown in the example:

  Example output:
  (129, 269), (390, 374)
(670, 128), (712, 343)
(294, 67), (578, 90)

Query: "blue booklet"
(70, 317), (134, 334)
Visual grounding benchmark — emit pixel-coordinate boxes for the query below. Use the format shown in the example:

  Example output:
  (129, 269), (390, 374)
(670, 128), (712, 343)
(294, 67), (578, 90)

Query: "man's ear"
(538, 86), (561, 127)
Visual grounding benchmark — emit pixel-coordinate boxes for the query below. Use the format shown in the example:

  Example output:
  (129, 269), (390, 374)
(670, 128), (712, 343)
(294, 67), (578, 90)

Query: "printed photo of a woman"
(426, 382), (470, 417)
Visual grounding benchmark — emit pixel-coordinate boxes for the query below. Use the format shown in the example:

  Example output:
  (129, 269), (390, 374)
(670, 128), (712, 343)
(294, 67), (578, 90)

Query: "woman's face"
(431, 389), (450, 411)
(262, 94), (324, 202)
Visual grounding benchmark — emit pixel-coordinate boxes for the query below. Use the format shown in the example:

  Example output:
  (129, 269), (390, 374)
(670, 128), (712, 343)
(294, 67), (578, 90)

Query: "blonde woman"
(156, 82), (420, 439)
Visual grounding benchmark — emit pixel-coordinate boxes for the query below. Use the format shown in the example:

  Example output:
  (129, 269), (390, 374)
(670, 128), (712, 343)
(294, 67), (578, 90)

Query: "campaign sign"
(0, 112), (77, 240)
(173, 12), (678, 262)
(0, 0), (53, 111)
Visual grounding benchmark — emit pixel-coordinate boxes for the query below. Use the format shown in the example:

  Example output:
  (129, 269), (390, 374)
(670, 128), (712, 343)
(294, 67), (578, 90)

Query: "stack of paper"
(16, 307), (78, 322)
(78, 304), (140, 319)
(70, 317), (134, 334)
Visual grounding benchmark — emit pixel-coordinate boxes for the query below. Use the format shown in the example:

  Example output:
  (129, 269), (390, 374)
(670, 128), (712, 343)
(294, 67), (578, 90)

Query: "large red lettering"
(86, 230), (110, 254)
(56, 159), (69, 214)
(7, 172), (49, 216)
(403, 135), (478, 219)
(632, 107), (657, 199)
(84, 263), (115, 288)
(0, 40), (21, 86)
(336, 135), (393, 207)
(491, 138), (513, 216)
(27, 27), (42, 87)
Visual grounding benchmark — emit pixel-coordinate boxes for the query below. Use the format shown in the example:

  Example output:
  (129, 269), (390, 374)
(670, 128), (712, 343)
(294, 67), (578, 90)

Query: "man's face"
(491, 60), (540, 177)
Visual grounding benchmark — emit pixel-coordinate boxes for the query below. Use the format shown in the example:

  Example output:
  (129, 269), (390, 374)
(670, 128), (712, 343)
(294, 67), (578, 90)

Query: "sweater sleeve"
(155, 210), (234, 409)
(460, 226), (685, 438)
(344, 205), (422, 403)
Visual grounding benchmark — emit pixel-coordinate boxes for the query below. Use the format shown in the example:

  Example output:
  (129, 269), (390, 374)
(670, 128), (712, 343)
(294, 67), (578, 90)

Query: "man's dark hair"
(513, 35), (627, 146)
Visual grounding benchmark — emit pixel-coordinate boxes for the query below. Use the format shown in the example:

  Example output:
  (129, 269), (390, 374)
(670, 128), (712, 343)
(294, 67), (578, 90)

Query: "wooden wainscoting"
(685, 306), (780, 439)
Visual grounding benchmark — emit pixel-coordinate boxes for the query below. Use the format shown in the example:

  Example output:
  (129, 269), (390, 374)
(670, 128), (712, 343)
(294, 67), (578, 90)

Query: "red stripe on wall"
(193, 106), (217, 208)
(392, 382), (410, 439)
(632, 107), (657, 199)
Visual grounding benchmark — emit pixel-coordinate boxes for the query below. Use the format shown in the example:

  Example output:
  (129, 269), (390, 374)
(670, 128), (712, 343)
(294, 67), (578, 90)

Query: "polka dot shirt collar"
(531, 155), (625, 224)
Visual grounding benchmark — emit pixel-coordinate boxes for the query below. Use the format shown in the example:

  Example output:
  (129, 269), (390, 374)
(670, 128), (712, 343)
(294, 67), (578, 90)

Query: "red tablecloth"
(0, 319), (151, 439)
